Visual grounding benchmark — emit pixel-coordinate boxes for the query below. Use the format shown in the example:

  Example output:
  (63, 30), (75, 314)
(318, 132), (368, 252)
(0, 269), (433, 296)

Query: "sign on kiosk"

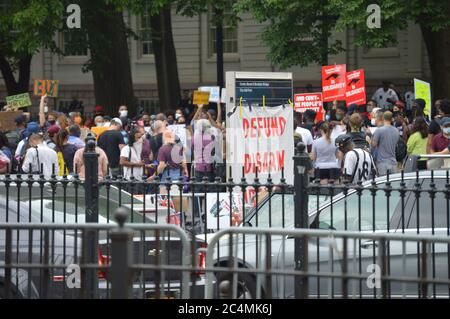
(294, 93), (324, 121)
(345, 69), (366, 105)
(321, 64), (346, 102)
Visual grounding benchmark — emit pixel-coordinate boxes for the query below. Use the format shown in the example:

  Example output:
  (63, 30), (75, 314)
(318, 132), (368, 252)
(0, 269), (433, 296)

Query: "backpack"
(57, 151), (69, 176)
(395, 137), (407, 162)
(5, 130), (22, 152)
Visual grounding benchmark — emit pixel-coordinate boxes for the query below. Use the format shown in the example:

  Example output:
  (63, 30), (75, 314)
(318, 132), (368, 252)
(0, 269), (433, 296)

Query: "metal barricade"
(0, 215), (193, 299)
(204, 227), (450, 299)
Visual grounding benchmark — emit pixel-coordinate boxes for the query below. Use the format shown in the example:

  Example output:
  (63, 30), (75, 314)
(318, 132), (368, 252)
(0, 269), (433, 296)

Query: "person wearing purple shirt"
(192, 119), (215, 191)
(156, 131), (188, 194)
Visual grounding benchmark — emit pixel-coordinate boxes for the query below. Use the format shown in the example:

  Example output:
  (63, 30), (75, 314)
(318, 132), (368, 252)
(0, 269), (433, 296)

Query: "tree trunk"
(0, 54), (32, 95)
(82, 1), (135, 116)
(151, 6), (181, 112)
(421, 3), (450, 101)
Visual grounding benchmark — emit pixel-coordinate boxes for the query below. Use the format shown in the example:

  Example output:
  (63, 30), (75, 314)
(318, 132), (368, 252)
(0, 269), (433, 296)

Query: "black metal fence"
(1, 143), (450, 298)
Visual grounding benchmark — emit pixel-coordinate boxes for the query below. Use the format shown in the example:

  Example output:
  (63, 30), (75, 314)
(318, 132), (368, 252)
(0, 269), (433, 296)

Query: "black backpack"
(395, 137), (407, 162)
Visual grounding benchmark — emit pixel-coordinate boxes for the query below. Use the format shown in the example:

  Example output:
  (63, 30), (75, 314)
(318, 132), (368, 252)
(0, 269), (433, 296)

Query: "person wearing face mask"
(120, 126), (146, 183)
(430, 118), (450, 154)
(91, 115), (108, 140)
(330, 105), (347, 139)
(175, 109), (184, 122)
(141, 113), (152, 133)
(118, 105), (128, 118)
(428, 117), (450, 169)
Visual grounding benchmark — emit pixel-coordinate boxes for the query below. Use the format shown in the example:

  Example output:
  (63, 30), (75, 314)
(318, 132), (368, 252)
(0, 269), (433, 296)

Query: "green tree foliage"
(237, 0), (342, 68)
(0, 1), (65, 94)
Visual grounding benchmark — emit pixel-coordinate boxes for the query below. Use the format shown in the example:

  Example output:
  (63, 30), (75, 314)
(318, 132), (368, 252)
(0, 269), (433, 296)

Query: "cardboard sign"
(227, 104), (294, 185)
(294, 93), (324, 121)
(414, 78), (431, 117)
(345, 69), (366, 105)
(193, 91), (210, 105)
(0, 111), (23, 132)
(199, 86), (220, 103)
(5, 93), (32, 110)
(34, 80), (59, 97)
(321, 64), (346, 102)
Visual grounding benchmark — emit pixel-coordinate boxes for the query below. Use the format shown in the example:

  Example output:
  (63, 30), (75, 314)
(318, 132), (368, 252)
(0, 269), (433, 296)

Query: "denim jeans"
(161, 168), (181, 182)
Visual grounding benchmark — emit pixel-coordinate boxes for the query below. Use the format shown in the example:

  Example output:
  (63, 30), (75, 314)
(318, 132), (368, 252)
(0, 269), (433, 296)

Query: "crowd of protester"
(296, 81), (450, 185)
(0, 81), (449, 191)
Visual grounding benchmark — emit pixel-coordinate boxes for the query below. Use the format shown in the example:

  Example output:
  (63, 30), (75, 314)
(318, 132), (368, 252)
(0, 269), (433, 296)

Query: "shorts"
(317, 168), (340, 180)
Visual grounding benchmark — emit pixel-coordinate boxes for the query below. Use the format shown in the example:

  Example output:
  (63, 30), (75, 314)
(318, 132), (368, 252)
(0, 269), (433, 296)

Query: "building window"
(138, 10), (154, 57)
(208, 8), (238, 56)
(139, 99), (159, 114)
(61, 29), (88, 57)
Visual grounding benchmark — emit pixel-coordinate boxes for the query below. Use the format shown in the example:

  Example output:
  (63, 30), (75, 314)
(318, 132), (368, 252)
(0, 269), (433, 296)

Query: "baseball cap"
(335, 134), (352, 148)
(395, 101), (405, 109)
(15, 114), (27, 125)
(47, 125), (61, 135)
(25, 122), (40, 137)
(94, 105), (104, 114)
(111, 117), (123, 127)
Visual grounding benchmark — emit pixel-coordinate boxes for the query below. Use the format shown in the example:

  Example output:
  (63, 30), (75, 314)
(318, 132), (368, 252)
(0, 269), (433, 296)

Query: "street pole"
(215, 7), (224, 89)
(293, 142), (311, 299)
(83, 135), (99, 298)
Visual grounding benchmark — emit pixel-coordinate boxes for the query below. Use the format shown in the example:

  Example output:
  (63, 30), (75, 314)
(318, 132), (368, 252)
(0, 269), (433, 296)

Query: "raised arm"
(39, 94), (47, 128)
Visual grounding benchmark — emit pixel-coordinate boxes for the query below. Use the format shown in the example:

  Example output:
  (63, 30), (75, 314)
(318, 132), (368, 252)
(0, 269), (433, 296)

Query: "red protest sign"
(345, 69), (366, 105)
(321, 64), (346, 102)
(294, 93), (324, 121)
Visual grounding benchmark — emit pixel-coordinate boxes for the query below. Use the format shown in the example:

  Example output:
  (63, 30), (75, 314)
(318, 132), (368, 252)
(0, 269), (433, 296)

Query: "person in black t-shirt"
(98, 118), (125, 177)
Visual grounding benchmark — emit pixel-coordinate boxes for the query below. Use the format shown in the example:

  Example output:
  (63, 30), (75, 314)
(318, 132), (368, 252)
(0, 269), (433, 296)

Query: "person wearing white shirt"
(336, 134), (376, 184)
(120, 126), (146, 181)
(295, 126), (313, 152)
(22, 134), (59, 178)
(371, 81), (399, 111)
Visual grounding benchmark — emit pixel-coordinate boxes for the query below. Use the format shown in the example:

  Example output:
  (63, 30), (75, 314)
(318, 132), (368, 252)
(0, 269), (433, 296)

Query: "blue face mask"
(336, 114), (342, 121)
(325, 114), (330, 122)
(443, 127), (450, 135)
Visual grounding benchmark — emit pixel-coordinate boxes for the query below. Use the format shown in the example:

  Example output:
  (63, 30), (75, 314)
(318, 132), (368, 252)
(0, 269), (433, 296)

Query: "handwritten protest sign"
(321, 64), (346, 102)
(5, 93), (32, 110)
(294, 93), (324, 121)
(345, 69), (366, 105)
(34, 80), (59, 97)
(414, 78), (431, 117)
(193, 91), (210, 105)
(199, 86), (220, 103)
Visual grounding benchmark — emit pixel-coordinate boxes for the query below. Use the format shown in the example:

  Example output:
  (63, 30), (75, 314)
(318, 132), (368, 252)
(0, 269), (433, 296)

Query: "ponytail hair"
(55, 129), (69, 151)
(320, 122), (331, 143)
